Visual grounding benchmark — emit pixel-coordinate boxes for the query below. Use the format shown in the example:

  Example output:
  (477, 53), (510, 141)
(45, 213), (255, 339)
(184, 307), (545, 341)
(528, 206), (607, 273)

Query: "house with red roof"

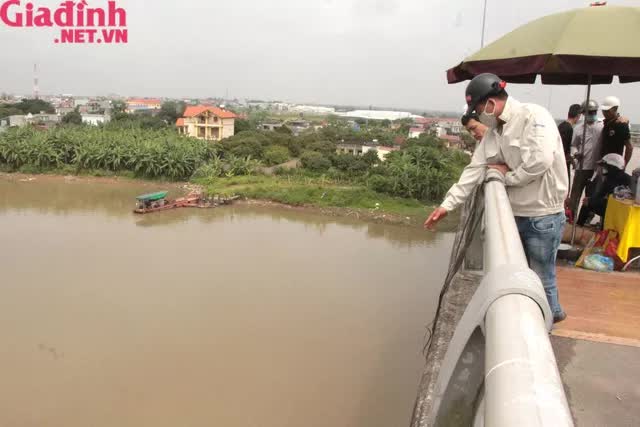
(176, 105), (237, 141)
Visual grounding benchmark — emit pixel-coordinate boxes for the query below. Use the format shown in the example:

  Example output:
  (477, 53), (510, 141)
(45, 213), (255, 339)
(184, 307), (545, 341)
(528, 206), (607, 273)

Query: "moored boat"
(133, 191), (239, 214)
(134, 191), (174, 213)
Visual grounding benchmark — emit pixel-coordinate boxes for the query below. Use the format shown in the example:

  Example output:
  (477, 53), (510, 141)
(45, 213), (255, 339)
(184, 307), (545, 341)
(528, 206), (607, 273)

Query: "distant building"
(83, 99), (109, 114)
(176, 105), (237, 141)
(291, 105), (336, 115)
(260, 122), (285, 132)
(414, 117), (439, 127)
(0, 113), (60, 129)
(337, 143), (363, 156)
(440, 134), (462, 149)
(272, 102), (291, 111)
(435, 119), (463, 135)
(286, 120), (311, 135)
(336, 143), (398, 161)
(74, 98), (90, 108)
(2, 115), (27, 127)
(82, 113), (111, 126)
(433, 126), (447, 138)
(363, 145), (400, 161)
(408, 127), (424, 138)
(411, 117), (462, 138)
(247, 101), (271, 110)
(337, 110), (422, 121)
(56, 106), (75, 116)
(126, 98), (162, 113)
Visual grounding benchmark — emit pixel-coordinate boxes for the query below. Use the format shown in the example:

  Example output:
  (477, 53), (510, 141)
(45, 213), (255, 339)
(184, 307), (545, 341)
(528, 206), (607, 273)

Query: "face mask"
(602, 167), (609, 175)
(479, 99), (498, 128)
(586, 113), (598, 123)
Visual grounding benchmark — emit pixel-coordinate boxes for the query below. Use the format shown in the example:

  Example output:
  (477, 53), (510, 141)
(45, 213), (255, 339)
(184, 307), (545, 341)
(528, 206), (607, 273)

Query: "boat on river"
(134, 190), (239, 214)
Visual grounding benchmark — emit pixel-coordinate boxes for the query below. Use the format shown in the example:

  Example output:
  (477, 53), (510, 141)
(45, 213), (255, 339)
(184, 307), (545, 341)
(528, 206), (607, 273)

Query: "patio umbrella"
(446, 4), (640, 247)
(447, 5), (640, 85)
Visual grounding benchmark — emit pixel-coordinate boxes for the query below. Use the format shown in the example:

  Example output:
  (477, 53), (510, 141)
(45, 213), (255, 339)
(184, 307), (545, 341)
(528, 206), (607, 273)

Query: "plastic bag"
(613, 185), (633, 200)
(583, 254), (614, 272)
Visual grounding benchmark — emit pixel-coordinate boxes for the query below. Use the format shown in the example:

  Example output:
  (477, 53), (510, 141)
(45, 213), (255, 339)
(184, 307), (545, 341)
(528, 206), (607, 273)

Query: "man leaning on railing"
(424, 73), (569, 324)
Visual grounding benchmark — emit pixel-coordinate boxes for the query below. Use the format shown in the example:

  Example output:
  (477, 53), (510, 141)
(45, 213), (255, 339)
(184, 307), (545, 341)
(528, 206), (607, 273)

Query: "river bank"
(0, 172), (456, 228)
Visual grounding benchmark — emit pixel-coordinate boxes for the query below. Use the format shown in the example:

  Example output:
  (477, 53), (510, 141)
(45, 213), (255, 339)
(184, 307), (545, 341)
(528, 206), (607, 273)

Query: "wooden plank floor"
(553, 266), (640, 347)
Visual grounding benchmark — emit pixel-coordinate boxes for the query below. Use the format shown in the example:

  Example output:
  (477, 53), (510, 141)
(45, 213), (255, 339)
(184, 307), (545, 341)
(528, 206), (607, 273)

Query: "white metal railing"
(427, 170), (573, 426)
(481, 169), (573, 426)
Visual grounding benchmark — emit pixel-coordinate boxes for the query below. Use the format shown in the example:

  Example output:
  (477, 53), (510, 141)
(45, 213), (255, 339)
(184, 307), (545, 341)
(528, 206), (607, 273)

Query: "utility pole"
(481, 0), (488, 48)
(33, 63), (39, 100)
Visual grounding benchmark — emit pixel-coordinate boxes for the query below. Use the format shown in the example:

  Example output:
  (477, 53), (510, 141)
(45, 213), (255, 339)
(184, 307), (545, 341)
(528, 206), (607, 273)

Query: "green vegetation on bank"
(0, 126), (216, 180)
(1, 109), (470, 217)
(207, 126), (470, 201)
(194, 174), (428, 218)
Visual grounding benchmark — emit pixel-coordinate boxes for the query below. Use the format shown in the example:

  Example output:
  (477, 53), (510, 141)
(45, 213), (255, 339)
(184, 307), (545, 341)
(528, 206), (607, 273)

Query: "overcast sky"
(1, 0), (639, 120)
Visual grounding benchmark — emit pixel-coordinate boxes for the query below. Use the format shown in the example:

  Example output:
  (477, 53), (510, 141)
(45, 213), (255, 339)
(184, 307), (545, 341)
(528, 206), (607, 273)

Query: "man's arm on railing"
(440, 149), (487, 212)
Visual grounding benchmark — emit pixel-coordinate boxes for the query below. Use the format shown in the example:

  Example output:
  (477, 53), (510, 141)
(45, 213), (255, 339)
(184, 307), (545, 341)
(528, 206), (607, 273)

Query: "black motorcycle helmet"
(465, 73), (507, 115)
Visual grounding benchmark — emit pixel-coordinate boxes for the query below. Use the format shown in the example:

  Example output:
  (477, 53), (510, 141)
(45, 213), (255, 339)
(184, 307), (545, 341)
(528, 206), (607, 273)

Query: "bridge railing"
(424, 169), (573, 426)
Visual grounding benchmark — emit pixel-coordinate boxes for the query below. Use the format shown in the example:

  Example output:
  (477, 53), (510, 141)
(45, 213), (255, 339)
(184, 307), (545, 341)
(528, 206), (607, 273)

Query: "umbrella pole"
(570, 74), (592, 247)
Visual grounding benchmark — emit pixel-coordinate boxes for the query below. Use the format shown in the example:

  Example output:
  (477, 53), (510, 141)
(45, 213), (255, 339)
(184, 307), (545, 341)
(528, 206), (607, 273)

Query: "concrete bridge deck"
(552, 266), (640, 427)
(411, 266), (640, 427)
(553, 266), (640, 347)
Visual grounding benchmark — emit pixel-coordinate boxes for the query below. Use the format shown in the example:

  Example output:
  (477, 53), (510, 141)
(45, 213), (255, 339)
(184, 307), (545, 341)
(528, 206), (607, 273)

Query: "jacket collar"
(498, 96), (520, 124)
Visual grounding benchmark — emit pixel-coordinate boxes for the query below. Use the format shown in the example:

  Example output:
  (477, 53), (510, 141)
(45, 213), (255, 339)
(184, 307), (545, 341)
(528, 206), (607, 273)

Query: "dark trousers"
(569, 169), (594, 214)
(577, 198), (608, 227)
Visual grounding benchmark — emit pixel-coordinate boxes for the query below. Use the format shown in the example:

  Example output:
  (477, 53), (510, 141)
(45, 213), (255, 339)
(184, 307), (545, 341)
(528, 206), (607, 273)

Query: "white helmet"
(598, 153), (625, 170)
(601, 96), (620, 111)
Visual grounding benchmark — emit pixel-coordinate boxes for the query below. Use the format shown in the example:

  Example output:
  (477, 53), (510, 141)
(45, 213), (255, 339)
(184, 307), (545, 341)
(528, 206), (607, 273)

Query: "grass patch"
(201, 175), (430, 218)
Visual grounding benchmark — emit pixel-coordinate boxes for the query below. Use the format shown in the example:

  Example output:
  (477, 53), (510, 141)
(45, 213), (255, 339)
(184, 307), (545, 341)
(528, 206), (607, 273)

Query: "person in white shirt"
(569, 100), (604, 213)
(424, 73), (569, 323)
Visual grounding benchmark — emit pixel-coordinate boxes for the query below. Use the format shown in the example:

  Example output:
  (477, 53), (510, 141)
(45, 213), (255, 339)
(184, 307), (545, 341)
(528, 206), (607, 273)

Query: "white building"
(440, 122), (463, 134)
(337, 143), (399, 161)
(0, 113), (61, 127)
(362, 145), (399, 161)
(290, 105), (336, 115)
(82, 113), (111, 126)
(74, 98), (90, 108)
(408, 127), (424, 138)
(433, 126), (446, 137)
(337, 110), (422, 121)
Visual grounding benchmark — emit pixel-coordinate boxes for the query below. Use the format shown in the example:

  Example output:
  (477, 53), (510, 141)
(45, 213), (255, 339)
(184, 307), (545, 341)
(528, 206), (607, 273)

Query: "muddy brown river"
(0, 177), (453, 427)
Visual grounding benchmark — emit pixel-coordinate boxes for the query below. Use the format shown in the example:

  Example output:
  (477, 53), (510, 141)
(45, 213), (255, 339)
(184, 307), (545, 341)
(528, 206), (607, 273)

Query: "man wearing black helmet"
(425, 73), (569, 323)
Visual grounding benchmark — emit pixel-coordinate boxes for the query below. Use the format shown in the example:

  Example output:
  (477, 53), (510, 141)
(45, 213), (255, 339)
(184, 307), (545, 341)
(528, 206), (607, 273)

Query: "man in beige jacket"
(425, 73), (569, 323)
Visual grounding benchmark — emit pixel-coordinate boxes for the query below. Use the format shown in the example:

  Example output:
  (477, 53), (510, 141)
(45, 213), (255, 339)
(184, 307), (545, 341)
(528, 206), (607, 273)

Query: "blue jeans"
(515, 213), (566, 317)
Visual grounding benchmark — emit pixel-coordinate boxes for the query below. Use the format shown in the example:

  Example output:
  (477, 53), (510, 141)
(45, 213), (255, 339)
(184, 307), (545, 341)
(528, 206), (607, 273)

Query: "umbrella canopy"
(447, 5), (640, 85)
